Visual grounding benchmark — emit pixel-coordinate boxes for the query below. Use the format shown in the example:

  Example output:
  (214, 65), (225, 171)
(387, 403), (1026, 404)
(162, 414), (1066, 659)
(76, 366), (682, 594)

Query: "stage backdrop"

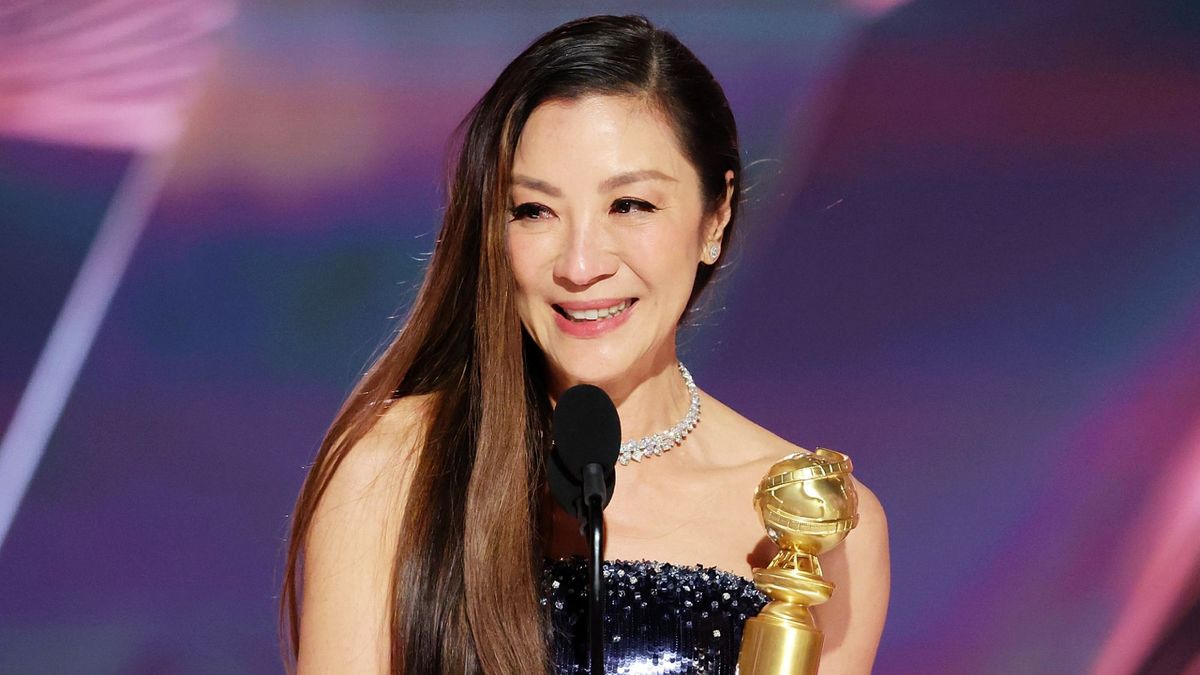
(2, 1), (1198, 673)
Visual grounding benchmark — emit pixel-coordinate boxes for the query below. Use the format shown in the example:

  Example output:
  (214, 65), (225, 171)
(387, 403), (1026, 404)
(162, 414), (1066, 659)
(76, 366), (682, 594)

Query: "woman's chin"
(546, 351), (634, 391)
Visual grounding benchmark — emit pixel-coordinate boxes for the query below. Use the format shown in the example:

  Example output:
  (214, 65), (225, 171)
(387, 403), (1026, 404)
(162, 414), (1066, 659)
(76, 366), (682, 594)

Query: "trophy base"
(737, 607), (823, 675)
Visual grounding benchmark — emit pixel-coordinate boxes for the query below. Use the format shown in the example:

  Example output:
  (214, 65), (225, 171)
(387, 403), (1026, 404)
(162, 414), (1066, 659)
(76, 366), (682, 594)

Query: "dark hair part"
(280, 13), (741, 674)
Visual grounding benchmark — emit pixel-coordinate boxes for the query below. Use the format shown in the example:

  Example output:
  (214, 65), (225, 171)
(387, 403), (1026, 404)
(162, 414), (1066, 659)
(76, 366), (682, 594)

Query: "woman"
(280, 13), (889, 675)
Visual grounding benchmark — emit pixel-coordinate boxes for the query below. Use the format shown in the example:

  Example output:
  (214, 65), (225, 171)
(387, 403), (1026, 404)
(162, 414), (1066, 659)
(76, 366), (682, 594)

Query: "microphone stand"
(581, 463), (607, 675)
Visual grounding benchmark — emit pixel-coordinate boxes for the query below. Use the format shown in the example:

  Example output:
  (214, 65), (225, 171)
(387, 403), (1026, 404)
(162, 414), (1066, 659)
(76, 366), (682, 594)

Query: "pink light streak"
(0, 1), (235, 551)
(840, 0), (912, 19)
(1091, 406), (1200, 673)
(0, 0), (236, 150)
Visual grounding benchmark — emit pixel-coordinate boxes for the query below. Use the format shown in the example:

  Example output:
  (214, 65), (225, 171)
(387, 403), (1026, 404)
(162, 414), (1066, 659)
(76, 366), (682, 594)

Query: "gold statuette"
(737, 447), (859, 675)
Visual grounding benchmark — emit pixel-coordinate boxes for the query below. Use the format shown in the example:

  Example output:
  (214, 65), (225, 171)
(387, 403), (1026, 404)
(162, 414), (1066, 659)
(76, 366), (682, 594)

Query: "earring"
(708, 243), (720, 262)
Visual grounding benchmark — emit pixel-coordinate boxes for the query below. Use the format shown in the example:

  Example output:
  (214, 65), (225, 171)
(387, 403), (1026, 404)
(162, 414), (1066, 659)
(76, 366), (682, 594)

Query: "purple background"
(2, 1), (1199, 673)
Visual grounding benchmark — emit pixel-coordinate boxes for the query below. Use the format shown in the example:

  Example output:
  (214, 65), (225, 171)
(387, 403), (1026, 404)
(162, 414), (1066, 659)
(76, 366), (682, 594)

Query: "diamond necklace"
(618, 361), (701, 465)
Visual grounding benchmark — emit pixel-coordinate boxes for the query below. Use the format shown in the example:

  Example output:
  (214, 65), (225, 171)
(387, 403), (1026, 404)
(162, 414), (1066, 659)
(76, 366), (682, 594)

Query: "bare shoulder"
(297, 393), (435, 675)
(697, 390), (814, 470)
(353, 393), (435, 465)
(848, 475), (888, 546)
(838, 474), (890, 594)
(312, 394), (433, 511)
(700, 390), (889, 672)
(816, 474), (891, 674)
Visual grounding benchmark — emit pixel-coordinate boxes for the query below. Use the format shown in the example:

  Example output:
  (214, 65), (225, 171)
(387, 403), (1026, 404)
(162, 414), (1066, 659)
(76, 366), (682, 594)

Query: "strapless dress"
(541, 557), (768, 675)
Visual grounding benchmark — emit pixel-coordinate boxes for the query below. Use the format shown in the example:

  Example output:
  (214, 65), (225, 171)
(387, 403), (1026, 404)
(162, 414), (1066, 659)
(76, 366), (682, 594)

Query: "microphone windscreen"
(552, 384), (621, 478)
(546, 447), (584, 519)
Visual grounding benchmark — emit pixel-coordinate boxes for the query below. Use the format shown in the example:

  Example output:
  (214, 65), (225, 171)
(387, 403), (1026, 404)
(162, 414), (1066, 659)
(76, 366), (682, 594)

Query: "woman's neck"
(547, 349), (691, 445)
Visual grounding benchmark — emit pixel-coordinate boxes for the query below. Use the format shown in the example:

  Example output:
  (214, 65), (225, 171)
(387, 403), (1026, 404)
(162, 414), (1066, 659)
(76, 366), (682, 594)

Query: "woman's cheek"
(506, 234), (539, 288)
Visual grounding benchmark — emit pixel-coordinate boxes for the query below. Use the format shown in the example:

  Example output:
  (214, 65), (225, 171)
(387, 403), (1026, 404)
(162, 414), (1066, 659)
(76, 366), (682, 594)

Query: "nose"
(553, 216), (618, 289)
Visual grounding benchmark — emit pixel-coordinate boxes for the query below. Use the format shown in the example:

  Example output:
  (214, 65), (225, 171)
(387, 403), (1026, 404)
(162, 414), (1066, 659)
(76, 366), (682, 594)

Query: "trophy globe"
(738, 447), (860, 675)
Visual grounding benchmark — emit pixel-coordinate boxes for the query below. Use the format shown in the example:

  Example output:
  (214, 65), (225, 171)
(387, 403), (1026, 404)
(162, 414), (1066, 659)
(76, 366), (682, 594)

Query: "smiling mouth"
(553, 299), (637, 322)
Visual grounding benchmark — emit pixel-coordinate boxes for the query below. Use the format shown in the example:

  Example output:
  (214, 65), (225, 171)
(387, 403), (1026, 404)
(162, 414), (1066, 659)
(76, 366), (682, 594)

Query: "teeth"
(563, 300), (629, 321)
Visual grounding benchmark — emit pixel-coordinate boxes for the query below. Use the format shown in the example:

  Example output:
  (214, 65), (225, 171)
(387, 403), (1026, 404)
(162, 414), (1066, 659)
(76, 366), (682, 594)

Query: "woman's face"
(505, 94), (731, 389)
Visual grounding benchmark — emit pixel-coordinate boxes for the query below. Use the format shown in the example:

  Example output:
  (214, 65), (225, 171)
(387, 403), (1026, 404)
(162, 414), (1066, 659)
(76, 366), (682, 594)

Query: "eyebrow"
(511, 169), (677, 198)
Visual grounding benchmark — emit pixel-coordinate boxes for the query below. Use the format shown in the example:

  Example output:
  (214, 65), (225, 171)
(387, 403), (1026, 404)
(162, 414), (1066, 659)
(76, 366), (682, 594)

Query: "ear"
(700, 169), (735, 264)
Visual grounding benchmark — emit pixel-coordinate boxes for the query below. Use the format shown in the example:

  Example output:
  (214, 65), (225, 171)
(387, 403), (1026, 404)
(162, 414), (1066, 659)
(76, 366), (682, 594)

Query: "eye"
(612, 198), (658, 215)
(509, 202), (552, 221)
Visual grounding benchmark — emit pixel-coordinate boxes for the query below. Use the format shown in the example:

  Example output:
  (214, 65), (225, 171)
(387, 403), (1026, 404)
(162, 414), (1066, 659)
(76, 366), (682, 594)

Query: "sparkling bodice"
(541, 558), (768, 675)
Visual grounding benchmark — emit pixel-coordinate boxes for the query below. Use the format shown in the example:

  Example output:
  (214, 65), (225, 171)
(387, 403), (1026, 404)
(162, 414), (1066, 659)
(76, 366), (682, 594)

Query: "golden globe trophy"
(736, 447), (859, 675)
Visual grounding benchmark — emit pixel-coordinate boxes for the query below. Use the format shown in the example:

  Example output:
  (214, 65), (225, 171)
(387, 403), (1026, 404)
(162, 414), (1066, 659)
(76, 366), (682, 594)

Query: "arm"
(814, 475), (891, 674)
(296, 395), (430, 675)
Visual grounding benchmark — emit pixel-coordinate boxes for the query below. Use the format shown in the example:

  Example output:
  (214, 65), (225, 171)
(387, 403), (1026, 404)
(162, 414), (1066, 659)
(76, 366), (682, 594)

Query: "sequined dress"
(541, 557), (769, 675)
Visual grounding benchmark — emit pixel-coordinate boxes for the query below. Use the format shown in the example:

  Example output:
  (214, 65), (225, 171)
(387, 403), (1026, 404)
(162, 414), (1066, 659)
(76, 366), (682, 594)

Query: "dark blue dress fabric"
(541, 558), (769, 675)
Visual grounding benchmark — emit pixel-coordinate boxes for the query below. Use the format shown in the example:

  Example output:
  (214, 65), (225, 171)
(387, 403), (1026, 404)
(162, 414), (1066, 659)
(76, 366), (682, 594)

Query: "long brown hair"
(279, 13), (742, 674)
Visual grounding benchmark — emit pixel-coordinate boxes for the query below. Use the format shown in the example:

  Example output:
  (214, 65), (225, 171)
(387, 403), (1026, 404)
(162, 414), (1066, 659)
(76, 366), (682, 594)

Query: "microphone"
(548, 384), (620, 520)
(549, 383), (620, 675)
